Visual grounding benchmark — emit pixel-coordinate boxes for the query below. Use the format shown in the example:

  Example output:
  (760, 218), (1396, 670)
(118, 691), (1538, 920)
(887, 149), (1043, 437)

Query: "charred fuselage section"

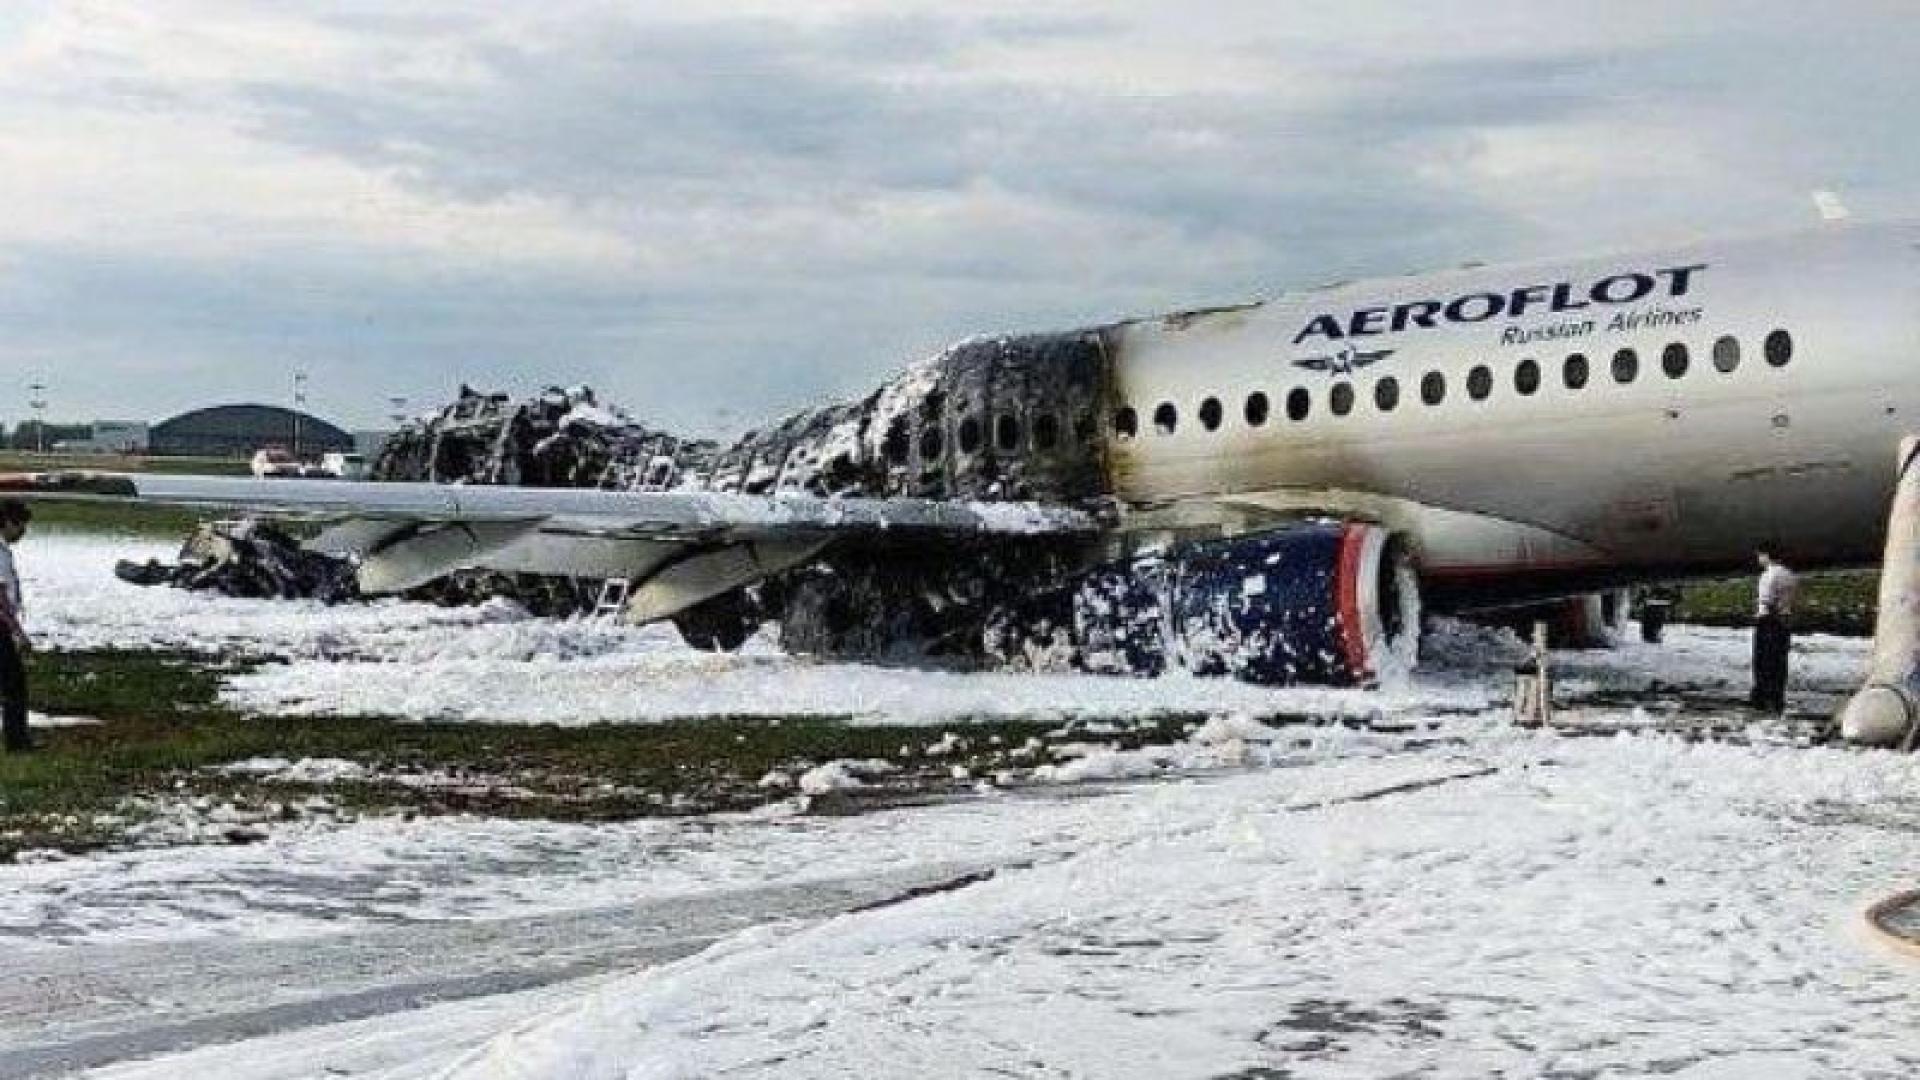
(675, 331), (1123, 662)
(371, 385), (717, 491)
(691, 331), (1115, 503)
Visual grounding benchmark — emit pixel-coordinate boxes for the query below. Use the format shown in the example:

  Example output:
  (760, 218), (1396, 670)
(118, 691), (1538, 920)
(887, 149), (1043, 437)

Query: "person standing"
(1750, 549), (1797, 713)
(0, 499), (32, 753)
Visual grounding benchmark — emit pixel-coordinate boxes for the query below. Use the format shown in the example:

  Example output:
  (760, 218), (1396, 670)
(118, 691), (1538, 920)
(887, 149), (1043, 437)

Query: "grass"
(0, 647), (1195, 860)
(1670, 569), (1879, 636)
(0, 450), (251, 476)
(25, 498), (211, 541)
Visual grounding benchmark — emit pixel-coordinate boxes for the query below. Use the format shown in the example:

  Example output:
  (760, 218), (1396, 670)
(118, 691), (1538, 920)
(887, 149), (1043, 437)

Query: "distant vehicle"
(319, 452), (368, 480)
(249, 448), (302, 478)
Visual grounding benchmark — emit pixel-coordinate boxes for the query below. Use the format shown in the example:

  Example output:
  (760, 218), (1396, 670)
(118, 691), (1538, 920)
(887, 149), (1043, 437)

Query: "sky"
(0, 1), (1915, 435)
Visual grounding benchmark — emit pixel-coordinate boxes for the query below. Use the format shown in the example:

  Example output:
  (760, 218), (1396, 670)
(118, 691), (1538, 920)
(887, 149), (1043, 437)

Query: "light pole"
(26, 381), (47, 455)
(387, 395), (409, 428)
(292, 370), (308, 458)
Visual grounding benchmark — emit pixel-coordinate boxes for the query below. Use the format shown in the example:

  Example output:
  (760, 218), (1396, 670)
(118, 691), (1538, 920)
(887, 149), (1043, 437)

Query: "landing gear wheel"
(672, 591), (758, 653)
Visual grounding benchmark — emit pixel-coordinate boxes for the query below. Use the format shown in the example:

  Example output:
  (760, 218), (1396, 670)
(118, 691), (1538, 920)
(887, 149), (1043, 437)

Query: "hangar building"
(150, 404), (354, 458)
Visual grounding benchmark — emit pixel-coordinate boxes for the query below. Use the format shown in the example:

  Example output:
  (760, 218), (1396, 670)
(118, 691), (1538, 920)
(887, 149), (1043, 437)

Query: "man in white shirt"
(0, 499), (31, 752)
(1750, 549), (1797, 713)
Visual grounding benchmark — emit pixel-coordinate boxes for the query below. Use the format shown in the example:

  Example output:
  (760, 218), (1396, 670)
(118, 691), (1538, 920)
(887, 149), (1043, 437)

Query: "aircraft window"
(1199, 397), (1224, 431)
(1563, 353), (1589, 390)
(1154, 402), (1178, 434)
(958, 416), (983, 454)
(1287, 386), (1311, 422)
(1467, 365), (1493, 401)
(1245, 391), (1270, 427)
(1422, 370), (1446, 406)
(1611, 347), (1639, 384)
(1514, 358), (1540, 396)
(883, 418), (910, 465)
(1662, 342), (1689, 379)
(996, 413), (1021, 452)
(1330, 382), (1354, 416)
(1374, 376), (1400, 412)
(1034, 413), (1061, 451)
(919, 427), (944, 461)
(1713, 335), (1741, 372)
(1114, 407), (1138, 440)
(1766, 329), (1794, 367)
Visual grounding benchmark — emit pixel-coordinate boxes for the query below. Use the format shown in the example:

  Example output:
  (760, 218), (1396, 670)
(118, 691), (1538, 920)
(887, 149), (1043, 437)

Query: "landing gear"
(1478, 590), (1632, 650)
(671, 591), (759, 653)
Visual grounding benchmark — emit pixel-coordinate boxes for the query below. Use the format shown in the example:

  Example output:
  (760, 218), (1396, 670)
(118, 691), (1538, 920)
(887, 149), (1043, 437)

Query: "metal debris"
(116, 520), (360, 604)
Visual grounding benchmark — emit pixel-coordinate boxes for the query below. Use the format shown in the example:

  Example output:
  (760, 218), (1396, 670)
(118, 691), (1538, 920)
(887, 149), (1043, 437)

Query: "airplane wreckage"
(34, 221), (1920, 702)
(112, 332), (1422, 687)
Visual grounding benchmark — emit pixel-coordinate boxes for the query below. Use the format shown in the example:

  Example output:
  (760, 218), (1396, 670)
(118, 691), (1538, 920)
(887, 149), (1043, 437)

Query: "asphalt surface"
(0, 862), (994, 1078)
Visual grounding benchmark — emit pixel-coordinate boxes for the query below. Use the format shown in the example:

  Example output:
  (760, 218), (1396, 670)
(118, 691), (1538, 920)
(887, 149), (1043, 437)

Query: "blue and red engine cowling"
(993, 522), (1421, 687)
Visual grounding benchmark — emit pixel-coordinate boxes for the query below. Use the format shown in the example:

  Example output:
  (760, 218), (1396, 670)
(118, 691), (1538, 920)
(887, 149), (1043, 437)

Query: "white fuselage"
(1101, 222), (1920, 594)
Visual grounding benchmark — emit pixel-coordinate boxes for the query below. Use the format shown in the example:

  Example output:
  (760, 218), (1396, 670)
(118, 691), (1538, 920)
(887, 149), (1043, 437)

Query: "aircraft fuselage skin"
(1097, 222), (1920, 605)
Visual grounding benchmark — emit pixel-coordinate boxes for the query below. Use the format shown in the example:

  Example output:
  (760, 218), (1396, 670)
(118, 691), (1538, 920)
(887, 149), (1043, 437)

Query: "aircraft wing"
(1, 472), (1101, 621)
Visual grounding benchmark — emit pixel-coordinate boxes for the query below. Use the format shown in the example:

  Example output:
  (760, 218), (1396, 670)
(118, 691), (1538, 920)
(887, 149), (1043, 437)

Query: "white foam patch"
(414, 736), (1920, 1079)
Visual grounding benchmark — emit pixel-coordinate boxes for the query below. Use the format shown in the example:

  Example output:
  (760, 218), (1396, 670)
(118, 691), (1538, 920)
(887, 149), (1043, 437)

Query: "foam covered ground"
(62, 733), (1920, 1080)
(10, 531), (1918, 1078)
(426, 736), (1920, 1080)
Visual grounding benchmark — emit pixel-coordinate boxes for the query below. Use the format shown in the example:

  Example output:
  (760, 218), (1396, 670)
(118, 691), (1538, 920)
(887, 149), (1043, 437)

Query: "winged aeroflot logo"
(1293, 346), (1395, 376)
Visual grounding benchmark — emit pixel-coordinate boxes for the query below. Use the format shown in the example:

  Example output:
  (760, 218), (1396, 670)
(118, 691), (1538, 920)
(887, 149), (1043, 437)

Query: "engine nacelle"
(1000, 522), (1421, 687)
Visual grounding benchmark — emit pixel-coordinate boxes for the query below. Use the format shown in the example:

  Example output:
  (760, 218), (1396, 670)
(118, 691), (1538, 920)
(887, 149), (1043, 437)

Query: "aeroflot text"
(1291, 264), (1708, 345)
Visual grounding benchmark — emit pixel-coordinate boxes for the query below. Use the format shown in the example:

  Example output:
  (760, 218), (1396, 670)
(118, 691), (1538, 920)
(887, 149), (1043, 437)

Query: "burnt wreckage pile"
(369, 385), (713, 491)
(118, 386), (719, 615)
(116, 519), (360, 604)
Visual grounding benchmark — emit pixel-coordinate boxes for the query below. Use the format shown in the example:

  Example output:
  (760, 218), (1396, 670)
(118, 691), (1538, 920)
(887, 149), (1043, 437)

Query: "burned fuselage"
(145, 336), (1130, 661)
(689, 331), (1116, 505)
(371, 385), (718, 491)
(674, 331), (1125, 662)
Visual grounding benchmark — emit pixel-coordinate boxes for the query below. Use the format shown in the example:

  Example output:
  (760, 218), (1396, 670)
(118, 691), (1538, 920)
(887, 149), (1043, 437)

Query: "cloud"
(0, 1), (1914, 432)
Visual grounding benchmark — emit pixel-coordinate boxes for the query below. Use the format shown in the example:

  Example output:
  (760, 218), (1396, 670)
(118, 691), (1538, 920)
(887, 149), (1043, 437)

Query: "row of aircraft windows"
(1113, 330), (1795, 438)
(887, 403), (1096, 465)
(885, 330), (1796, 463)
